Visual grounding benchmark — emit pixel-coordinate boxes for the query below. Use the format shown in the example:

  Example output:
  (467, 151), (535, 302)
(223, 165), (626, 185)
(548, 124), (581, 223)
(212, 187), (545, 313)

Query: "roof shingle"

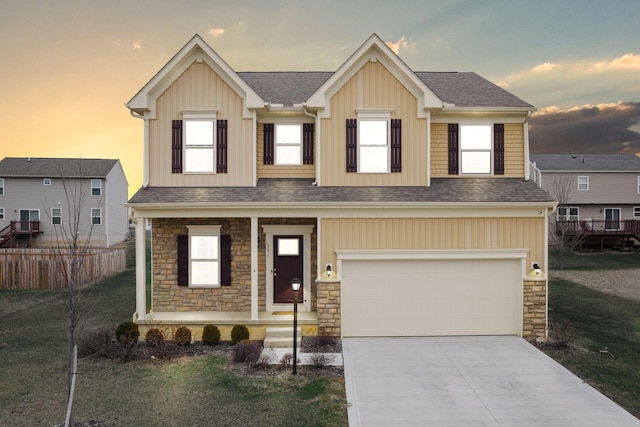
(531, 154), (640, 172)
(0, 157), (118, 178)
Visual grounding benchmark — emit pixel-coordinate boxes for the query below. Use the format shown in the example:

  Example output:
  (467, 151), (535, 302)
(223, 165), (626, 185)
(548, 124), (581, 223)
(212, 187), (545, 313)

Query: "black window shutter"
(494, 124), (505, 175)
(220, 234), (231, 286)
(448, 124), (459, 175)
(216, 119), (228, 173)
(346, 119), (357, 172)
(172, 120), (183, 173)
(263, 123), (274, 165)
(390, 119), (402, 173)
(177, 234), (188, 286)
(303, 123), (314, 165)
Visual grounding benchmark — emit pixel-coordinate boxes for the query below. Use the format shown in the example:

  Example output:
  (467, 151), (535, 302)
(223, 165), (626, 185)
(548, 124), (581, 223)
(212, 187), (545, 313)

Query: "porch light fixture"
(325, 264), (332, 278)
(533, 263), (541, 276)
(291, 277), (301, 375)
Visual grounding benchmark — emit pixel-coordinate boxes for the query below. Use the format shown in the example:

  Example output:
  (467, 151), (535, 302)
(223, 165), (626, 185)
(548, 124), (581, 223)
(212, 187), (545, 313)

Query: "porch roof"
(128, 178), (555, 205)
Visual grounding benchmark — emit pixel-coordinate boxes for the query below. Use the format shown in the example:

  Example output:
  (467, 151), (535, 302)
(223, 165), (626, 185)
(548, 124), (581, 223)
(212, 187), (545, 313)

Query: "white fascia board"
(306, 34), (442, 118)
(336, 248), (529, 261)
(126, 34), (263, 119)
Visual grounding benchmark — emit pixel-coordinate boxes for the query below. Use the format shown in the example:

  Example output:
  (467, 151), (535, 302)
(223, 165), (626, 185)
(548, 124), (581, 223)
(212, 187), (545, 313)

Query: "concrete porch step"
(264, 326), (302, 348)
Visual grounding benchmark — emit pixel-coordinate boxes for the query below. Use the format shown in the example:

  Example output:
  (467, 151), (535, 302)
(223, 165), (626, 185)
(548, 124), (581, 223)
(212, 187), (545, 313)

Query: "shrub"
(549, 321), (579, 348)
(115, 321), (139, 345)
(309, 352), (336, 369)
(230, 324), (250, 344)
(78, 325), (117, 358)
(231, 340), (262, 367)
(145, 328), (165, 347)
(174, 326), (192, 346)
(202, 324), (221, 345)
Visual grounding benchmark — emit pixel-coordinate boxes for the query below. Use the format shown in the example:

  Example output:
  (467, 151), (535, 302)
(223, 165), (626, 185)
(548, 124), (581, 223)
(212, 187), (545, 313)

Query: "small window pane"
(276, 146), (301, 165)
(460, 126), (491, 149)
(192, 261), (219, 286)
(360, 121), (387, 145)
(91, 208), (101, 225)
(276, 124), (301, 145)
(633, 207), (640, 218)
(191, 235), (219, 259)
(461, 151), (491, 174)
(0, 208), (4, 220)
(185, 148), (215, 172)
(185, 120), (214, 146)
(44, 178), (52, 186)
(360, 146), (388, 173)
(278, 238), (300, 256)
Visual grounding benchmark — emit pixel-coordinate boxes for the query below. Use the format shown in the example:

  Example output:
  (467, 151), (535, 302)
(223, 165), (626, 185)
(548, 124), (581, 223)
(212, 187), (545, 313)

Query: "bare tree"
(548, 175), (585, 269)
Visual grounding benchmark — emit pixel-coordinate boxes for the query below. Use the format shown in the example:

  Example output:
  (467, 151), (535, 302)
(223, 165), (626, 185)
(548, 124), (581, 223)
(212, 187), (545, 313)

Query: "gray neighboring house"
(531, 153), (640, 246)
(0, 157), (129, 248)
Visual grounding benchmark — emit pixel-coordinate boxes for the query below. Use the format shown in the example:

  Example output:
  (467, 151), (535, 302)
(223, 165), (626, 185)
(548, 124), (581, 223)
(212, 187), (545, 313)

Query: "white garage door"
(341, 258), (522, 337)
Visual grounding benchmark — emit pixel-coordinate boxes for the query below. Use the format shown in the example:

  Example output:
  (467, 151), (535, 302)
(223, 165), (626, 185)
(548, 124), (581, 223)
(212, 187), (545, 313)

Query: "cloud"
(531, 62), (560, 73)
(590, 53), (640, 71)
(132, 41), (142, 50)
(208, 28), (225, 38)
(529, 102), (640, 154)
(386, 36), (409, 54)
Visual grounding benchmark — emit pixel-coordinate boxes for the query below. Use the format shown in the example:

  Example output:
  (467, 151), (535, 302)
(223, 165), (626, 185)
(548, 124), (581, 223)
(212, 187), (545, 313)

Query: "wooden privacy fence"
(0, 248), (126, 290)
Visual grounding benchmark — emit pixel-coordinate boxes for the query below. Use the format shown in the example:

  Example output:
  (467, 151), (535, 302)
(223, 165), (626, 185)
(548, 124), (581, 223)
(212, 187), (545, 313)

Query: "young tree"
(548, 175), (585, 269)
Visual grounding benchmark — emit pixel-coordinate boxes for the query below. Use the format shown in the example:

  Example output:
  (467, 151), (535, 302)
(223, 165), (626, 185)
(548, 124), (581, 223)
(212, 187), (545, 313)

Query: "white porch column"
(251, 217), (259, 320)
(135, 217), (146, 321)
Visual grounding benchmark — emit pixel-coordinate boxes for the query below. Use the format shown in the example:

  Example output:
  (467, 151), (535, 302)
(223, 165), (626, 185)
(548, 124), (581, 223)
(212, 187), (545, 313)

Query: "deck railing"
(557, 219), (640, 238)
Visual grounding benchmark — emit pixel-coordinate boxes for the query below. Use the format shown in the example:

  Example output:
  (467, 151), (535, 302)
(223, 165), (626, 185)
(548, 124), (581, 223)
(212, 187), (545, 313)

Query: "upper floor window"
(359, 119), (389, 173)
(0, 208), (4, 220)
(43, 178), (52, 186)
(448, 123), (504, 175)
(185, 118), (216, 173)
(345, 111), (401, 174)
(275, 124), (302, 165)
(91, 208), (101, 225)
(51, 207), (62, 225)
(578, 176), (589, 191)
(91, 179), (102, 196)
(0, 178), (4, 196)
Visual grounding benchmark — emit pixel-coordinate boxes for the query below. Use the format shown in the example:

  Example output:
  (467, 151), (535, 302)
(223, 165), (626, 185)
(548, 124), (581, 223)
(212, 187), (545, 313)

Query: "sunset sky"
(2, 0), (639, 197)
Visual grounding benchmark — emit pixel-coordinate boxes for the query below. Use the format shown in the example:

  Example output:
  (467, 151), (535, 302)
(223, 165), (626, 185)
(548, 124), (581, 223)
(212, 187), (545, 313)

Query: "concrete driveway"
(343, 336), (640, 426)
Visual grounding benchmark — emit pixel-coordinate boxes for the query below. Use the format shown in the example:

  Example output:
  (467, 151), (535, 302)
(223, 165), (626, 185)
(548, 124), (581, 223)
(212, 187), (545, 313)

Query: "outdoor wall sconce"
(532, 262), (541, 275)
(325, 264), (332, 278)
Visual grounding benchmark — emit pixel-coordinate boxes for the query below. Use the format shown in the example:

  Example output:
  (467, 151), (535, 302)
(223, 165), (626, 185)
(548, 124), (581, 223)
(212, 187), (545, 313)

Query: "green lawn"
(545, 250), (640, 418)
(0, 250), (347, 427)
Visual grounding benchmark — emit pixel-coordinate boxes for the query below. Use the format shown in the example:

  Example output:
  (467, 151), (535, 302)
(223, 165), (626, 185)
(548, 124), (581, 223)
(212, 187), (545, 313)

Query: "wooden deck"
(0, 221), (42, 247)
(557, 219), (640, 249)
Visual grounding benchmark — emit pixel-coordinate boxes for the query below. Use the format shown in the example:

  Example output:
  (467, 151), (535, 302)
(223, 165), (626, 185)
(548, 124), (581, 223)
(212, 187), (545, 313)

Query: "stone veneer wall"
(522, 279), (547, 340)
(152, 217), (317, 313)
(316, 281), (341, 336)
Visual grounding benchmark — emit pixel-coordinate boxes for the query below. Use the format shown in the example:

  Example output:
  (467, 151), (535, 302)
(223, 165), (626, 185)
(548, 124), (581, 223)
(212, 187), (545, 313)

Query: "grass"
(544, 251), (640, 418)
(549, 247), (640, 270)
(0, 246), (347, 427)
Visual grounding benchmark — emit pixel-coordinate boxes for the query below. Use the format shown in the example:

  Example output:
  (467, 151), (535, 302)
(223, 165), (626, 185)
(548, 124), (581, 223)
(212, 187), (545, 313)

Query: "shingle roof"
(128, 178), (554, 205)
(0, 157), (118, 178)
(236, 71), (532, 109)
(531, 154), (640, 172)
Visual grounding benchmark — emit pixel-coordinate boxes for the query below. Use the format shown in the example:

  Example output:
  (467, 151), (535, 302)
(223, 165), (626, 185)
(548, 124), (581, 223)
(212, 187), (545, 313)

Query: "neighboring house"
(126, 34), (555, 341)
(0, 157), (129, 248)
(531, 153), (640, 247)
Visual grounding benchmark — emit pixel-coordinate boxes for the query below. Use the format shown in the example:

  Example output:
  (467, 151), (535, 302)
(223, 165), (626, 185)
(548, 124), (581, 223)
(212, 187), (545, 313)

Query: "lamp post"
(291, 277), (301, 375)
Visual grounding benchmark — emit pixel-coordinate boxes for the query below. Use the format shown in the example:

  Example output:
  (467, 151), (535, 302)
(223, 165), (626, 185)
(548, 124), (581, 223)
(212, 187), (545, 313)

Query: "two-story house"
(531, 153), (640, 248)
(126, 34), (555, 341)
(0, 157), (129, 248)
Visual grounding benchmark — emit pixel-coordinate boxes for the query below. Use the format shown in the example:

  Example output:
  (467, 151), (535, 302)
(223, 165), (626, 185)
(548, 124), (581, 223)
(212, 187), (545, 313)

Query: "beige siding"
(320, 61), (428, 186)
(321, 217), (545, 273)
(430, 123), (525, 178)
(540, 172), (640, 206)
(256, 122), (316, 179)
(148, 62), (254, 186)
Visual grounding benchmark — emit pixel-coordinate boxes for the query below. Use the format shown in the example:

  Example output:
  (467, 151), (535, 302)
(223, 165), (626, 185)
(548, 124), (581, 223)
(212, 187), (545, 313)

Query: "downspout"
(128, 108), (149, 188)
(523, 110), (533, 181)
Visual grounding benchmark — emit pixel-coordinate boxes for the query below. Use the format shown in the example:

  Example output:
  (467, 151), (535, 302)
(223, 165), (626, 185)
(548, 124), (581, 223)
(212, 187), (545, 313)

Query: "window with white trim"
(187, 225), (221, 288)
(460, 125), (492, 174)
(578, 176), (589, 191)
(44, 178), (51, 186)
(184, 113), (216, 173)
(0, 178), (4, 196)
(51, 207), (61, 225)
(91, 179), (101, 196)
(0, 208), (4, 220)
(637, 176), (640, 194)
(356, 110), (392, 173)
(557, 206), (579, 222)
(91, 208), (101, 225)
(275, 124), (302, 165)
(634, 206), (640, 218)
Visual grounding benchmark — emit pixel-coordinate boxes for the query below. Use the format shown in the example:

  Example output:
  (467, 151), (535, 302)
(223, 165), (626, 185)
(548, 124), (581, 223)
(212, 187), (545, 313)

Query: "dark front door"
(273, 235), (304, 304)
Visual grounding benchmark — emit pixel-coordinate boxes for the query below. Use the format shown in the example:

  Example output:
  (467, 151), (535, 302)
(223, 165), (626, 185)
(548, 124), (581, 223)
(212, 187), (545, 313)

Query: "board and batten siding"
(320, 217), (546, 273)
(430, 123), (525, 178)
(256, 121), (316, 179)
(148, 62), (254, 187)
(320, 61), (428, 186)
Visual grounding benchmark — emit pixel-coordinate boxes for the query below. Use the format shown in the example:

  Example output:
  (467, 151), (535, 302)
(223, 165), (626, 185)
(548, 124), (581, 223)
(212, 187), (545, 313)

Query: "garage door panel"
(341, 258), (521, 337)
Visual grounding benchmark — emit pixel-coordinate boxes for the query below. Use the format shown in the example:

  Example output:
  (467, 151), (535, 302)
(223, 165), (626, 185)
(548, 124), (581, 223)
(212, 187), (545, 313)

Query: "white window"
(359, 120), (389, 173)
(637, 176), (640, 194)
(633, 207), (640, 218)
(557, 206), (579, 222)
(51, 207), (61, 225)
(0, 208), (4, 220)
(91, 208), (101, 225)
(184, 115), (216, 173)
(460, 125), (492, 174)
(0, 178), (4, 196)
(91, 179), (101, 196)
(275, 124), (302, 165)
(43, 178), (52, 186)
(187, 225), (221, 287)
(578, 176), (589, 191)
